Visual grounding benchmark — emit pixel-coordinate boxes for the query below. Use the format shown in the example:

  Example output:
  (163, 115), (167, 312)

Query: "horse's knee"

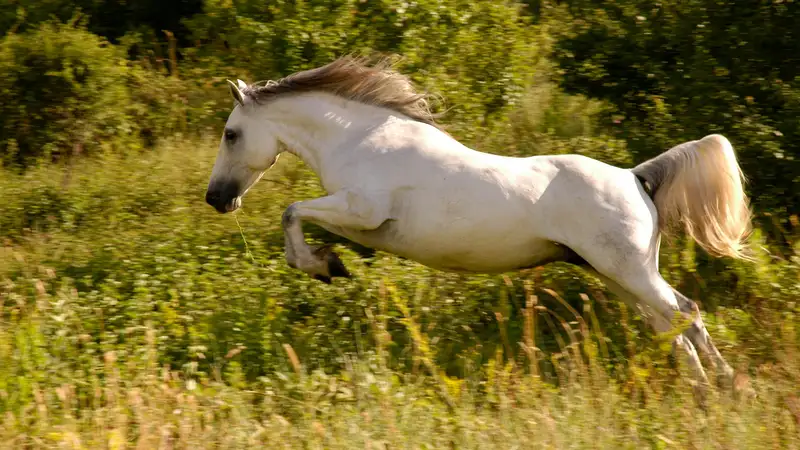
(672, 289), (702, 327)
(281, 202), (299, 228)
(676, 293), (699, 315)
(674, 292), (716, 354)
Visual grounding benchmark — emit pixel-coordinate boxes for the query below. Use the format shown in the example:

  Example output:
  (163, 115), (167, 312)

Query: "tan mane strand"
(242, 55), (442, 128)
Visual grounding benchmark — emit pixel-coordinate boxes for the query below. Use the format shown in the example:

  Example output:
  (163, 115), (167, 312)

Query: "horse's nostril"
(205, 190), (219, 206)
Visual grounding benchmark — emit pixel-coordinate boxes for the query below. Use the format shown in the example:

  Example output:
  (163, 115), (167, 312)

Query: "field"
(1, 138), (798, 449)
(2, 1), (800, 448)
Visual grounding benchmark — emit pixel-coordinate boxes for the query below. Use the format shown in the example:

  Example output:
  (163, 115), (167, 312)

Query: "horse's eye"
(224, 129), (238, 143)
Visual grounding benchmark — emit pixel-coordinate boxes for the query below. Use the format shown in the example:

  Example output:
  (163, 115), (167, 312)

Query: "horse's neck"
(265, 93), (391, 174)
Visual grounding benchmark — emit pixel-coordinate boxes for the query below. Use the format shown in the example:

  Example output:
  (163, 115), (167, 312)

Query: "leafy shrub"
(182, 0), (540, 145)
(552, 0), (800, 216)
(0, 21), (134, 167)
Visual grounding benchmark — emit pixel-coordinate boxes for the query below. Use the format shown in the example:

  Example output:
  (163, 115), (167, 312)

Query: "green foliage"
(183, 0), (538, 143)
(551, 0), (800, 217)
(0, 20), (224, 167)
(0, 21), (134, 167)
(0, 0), (203, 45)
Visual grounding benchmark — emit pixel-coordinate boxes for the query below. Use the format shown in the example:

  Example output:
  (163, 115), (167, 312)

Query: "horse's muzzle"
(205, 180), (241, 214)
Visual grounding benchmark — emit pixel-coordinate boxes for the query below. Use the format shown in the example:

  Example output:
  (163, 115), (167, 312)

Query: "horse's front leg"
(281, 189), (391, 283)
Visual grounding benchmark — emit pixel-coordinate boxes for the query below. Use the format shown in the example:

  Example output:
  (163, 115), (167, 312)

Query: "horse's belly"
(415, 243), (562, 273)
(330, 221), (564, 273)
(411, 238), (565, 273)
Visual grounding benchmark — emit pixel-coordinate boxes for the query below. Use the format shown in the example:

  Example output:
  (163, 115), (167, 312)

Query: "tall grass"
(1, 135), (798, 448)
(1, 275), (797, 448)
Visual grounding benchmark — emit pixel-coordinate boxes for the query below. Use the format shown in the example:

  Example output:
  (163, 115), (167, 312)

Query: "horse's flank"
(241, 55), (443, 129)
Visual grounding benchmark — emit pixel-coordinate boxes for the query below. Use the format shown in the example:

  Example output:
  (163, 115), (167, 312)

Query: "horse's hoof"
(716, 365), (736, 390)
(326, 253), (351, 278)
(313, 274), (332, 284)
(311, 245), (351, 282)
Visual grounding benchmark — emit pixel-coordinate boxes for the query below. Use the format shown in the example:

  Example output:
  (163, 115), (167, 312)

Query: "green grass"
(1, 138), (799, 448)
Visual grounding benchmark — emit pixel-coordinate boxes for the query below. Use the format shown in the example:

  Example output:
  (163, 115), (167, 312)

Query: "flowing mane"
(240, 56), (441, 128)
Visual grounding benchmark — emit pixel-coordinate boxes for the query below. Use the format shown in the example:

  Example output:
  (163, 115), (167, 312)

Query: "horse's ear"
(236, 79), (248, 91)
(226, 79), (244, 106)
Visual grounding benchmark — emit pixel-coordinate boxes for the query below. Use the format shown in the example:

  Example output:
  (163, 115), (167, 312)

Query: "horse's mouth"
(208, 196), (241, 214)
(225, 197), (242, 213)
(206, 181), (242, 214)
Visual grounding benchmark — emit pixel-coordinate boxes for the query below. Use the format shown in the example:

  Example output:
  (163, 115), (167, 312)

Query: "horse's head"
(205, 79), (280, 214)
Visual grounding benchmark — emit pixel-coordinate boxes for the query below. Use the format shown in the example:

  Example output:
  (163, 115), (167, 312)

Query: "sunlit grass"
(1, 138), (798, 448)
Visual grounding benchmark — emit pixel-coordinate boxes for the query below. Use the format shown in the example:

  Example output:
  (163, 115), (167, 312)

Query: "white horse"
(205, 56), (752, 390)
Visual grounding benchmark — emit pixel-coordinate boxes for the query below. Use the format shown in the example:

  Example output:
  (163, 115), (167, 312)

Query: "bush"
(182, 0), (540, 145)
(551, 0), (800, 216)
(0, 21), (134, 167)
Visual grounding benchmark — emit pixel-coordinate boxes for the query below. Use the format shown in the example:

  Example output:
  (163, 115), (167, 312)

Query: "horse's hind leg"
(673, 288), (735, 386)
(563, 215), (726, 395)
(584, 268), (710, 389)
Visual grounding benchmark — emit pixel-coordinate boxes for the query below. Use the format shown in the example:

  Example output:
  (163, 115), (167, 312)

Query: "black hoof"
(313, 274), (332, 284)
(327, 253), (351, 278)
(311, 245), (352, 282)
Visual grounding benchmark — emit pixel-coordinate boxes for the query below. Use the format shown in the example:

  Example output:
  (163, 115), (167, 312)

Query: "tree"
(0, 21), (134, 167)
(552, 0), (800, 224)
(183, 0), (537, 142)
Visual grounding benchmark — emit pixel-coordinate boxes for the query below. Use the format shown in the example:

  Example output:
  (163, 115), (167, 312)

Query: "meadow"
(1, 136), (798, 448)
(2, 1), (800, 448)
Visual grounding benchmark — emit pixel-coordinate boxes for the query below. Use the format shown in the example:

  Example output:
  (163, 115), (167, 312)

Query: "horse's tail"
(632, 134), (753, 260)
